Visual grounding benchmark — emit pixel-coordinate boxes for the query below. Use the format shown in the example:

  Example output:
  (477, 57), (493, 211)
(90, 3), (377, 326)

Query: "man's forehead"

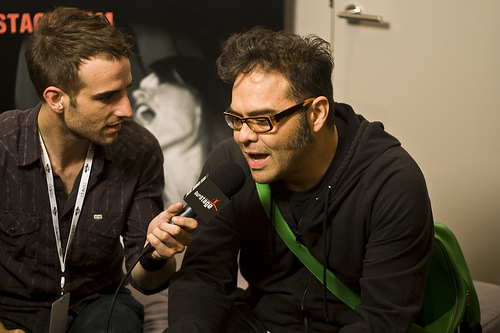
(234, 69), (288, 87)
(77, 57), (132, 94)
(78, 56), (130, 79)
(229, 84), (284, 115)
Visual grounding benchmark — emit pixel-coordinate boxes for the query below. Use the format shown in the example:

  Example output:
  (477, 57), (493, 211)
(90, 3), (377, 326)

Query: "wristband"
(140, 255), (168, 271)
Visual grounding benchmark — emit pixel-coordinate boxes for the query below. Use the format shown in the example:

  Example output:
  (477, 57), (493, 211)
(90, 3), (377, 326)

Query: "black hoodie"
(167, 103), (434, 332)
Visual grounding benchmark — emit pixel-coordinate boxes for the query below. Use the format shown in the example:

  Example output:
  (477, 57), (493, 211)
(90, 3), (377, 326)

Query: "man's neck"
(38, 104), (91, 194)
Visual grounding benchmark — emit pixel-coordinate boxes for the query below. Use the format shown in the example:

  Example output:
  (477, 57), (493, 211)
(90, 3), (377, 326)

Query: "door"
(332, 0), (500, 284)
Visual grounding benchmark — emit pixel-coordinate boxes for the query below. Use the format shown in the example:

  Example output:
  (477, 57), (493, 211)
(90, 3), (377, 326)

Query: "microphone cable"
(104, 244), (152, 333)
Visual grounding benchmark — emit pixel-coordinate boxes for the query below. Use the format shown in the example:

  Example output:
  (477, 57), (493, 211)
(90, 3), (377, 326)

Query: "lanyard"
(39, 133), (94, 295)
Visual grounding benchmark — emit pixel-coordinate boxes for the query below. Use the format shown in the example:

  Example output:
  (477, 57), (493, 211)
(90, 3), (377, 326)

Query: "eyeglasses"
(224, 97), (316, 133)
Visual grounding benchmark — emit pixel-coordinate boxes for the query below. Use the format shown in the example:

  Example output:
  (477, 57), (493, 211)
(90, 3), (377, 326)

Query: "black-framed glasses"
(223, 97), (316, 133)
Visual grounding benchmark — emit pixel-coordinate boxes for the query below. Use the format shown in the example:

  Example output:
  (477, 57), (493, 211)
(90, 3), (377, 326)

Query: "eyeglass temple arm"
(274, 97), (316, 122)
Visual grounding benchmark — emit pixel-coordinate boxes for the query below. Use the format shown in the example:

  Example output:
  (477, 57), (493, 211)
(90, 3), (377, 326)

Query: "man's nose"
(116, 95), (133, 118)
(235, 122), (259, 143)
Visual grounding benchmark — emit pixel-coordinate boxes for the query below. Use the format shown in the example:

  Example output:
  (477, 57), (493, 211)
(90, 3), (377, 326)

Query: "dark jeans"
(68, 293), (144, 333)
(1, 318), (31, 332)
(0, 294), (144, 333)
(220, 302), (268, 333)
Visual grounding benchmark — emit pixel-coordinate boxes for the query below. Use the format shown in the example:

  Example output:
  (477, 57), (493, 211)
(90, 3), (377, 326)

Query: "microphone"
(142, 161), (246, 255)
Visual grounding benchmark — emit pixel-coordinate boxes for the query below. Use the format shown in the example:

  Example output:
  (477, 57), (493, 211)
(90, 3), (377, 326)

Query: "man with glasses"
(167, 27), (433, 332)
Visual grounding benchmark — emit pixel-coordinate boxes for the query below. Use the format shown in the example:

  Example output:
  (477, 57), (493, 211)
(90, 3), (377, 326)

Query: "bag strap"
(255, 182), (427, 333)
(255, 182), (360, 309)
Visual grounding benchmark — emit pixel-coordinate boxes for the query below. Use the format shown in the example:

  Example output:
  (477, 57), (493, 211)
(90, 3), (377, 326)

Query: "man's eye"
(96, 92), (118, 102)
(253, 118), (269, 126)
(102, 94), (115, 101)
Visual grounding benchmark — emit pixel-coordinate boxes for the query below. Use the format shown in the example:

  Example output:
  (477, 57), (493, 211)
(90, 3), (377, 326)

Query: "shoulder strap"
(255, 182), (427, 333)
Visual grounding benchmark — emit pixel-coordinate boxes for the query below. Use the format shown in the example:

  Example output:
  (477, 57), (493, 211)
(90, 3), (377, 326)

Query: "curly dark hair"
(25, 6), (134, 101)
(216, 26), (335, 128)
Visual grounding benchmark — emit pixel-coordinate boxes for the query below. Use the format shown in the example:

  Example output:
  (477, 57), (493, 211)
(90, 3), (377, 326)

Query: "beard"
(64, 101), (119, 146)
(284, 111), (314, 150)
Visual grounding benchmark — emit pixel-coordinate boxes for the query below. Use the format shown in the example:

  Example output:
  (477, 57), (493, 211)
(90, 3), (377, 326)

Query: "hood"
(331, 103), (403, 194)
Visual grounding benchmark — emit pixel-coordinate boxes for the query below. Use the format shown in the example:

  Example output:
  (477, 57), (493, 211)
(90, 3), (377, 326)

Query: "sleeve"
(341, 149), (434, 332)
(121, 134), (165, 272)
(166, 142), (243, 332)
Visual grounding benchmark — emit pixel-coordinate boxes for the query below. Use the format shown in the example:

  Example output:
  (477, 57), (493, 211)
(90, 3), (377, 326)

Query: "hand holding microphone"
(143, 203), (198, 261)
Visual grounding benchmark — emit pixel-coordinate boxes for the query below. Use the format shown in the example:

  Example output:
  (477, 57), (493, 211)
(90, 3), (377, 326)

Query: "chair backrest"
(418, 222), (481, 333)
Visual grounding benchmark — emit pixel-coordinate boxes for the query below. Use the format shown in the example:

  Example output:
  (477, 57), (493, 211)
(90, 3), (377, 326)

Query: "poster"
(0, 0), (284, 205)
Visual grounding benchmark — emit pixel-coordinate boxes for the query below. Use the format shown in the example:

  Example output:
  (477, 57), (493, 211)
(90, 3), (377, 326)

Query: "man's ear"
(43, 86), (65, 113)
(309, 96), (330, 132)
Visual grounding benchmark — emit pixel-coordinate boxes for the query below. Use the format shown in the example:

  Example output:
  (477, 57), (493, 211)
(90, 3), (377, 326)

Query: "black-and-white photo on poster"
(1, 0), (284, 206)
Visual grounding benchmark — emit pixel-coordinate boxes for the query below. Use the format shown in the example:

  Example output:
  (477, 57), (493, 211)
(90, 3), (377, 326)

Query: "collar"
(17, 103), (43, 167)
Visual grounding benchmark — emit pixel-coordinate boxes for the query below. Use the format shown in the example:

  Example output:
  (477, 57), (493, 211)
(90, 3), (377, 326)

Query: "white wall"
(284, 0), (331, 41)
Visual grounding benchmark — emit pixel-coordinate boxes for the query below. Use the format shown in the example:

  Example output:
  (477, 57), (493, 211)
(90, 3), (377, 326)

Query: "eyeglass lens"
(224, 115), (272, 133)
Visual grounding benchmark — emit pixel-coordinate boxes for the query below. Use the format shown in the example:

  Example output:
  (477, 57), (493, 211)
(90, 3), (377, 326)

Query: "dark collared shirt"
(0, 104), (164, 332)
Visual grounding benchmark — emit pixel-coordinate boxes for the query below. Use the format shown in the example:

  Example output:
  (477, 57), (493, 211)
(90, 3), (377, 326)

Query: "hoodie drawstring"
(269, 197), (275, 256)
(323, 185), (332, 325)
